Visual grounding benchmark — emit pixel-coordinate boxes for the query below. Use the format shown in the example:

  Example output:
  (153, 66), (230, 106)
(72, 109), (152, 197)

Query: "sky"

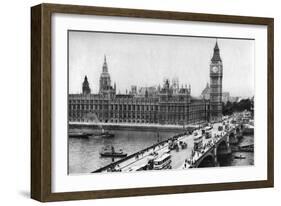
(68, 31), (254, 98)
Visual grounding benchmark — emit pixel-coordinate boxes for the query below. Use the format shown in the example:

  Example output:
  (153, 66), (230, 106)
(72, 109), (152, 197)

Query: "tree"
(222, 98), (253, 116)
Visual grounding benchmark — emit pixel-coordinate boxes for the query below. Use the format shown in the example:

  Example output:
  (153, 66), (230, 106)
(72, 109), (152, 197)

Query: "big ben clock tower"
(210, 40), (223, 121)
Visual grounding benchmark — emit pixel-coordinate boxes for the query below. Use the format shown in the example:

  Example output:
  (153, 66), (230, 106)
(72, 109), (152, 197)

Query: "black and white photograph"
(68, 31), (255, 174)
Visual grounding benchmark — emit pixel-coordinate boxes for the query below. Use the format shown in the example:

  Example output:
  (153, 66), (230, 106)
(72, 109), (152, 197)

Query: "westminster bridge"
(92, 114), (246, 173)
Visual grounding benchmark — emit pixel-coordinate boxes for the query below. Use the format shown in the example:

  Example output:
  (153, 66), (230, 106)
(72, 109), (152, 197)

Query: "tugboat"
(100, 146), (127, 158)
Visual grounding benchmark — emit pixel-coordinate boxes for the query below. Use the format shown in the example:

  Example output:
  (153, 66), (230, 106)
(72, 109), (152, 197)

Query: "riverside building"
(68, 41), (223, 125)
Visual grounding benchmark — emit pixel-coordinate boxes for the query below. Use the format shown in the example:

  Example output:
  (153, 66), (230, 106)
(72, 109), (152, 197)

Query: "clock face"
(212, 66), (218, 73)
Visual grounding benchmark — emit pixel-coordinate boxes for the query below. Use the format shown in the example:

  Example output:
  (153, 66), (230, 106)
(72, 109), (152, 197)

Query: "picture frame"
(31, 3), (274, 202)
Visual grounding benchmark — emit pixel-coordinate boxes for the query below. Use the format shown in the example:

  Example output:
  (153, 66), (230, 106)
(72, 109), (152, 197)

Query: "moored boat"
(239, 144), (254, 152)
(234, 155), (246, 159)
(100, 146), (127, 158)
(68, 132), (89, 138)
(99, 131), (115, 138)
(93, 128), (115, 138)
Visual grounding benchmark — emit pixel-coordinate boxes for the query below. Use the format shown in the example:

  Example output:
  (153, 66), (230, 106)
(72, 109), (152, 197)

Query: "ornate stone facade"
(69, 41), (222, 125)
(68, 80), (209, 125)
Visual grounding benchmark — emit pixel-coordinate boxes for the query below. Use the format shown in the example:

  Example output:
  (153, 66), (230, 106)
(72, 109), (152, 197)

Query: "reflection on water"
(69, 129), (177, 173)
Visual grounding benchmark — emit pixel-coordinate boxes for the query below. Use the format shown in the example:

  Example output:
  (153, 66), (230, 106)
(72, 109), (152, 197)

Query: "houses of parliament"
(68, 41), (223, 125)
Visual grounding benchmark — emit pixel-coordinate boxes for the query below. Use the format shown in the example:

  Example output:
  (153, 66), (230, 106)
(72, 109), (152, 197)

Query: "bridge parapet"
(92, 116), (244, 172)
(191, 128), (234, 168)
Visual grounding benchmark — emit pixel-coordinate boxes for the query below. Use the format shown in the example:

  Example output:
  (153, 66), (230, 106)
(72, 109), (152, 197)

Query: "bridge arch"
(236, 127), (240, 133)
(217, 140), (231, 166)
(229, 132), (237, 144)
(217, 140), (228, 154)
(197, 154), (216, 168)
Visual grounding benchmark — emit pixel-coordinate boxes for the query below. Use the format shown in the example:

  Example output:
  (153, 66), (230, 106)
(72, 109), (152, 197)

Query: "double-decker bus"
(194, 135), (203, 151)
(153, 153), (172, 170)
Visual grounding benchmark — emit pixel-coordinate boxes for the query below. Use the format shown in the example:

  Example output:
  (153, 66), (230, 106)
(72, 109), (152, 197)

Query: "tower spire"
(215, 38), (218, 48)
(82, 75), (91, 95)
(211, 39), (222, 63)
(102, 54), (108, 73)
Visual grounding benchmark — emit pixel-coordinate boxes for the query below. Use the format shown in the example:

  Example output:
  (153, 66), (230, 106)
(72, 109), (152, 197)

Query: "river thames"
(68, 127), (254, 174)
(68, 129), (177, 173)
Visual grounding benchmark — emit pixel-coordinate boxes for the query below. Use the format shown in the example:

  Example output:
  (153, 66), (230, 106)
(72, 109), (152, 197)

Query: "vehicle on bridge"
(193, 130), (199, 136)
(231, 119), (237, 124)
(194, 134), (203, 151)
(218, 125), (224, 131)
(179, 141), (187, 149)
(201, 125), (213, 137)
(168, 139), (179, 150)
(205, 125), (213, 131)
(205, 131), (212, 139)
(153, 153), (172, 170)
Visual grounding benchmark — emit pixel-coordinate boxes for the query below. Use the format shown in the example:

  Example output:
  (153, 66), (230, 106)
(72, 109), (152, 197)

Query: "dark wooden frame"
(31, 3), (274, 202)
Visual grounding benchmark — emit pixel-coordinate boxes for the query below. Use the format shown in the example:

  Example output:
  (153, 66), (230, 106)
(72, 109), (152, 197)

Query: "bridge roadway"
(93, 117), (239, 173)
